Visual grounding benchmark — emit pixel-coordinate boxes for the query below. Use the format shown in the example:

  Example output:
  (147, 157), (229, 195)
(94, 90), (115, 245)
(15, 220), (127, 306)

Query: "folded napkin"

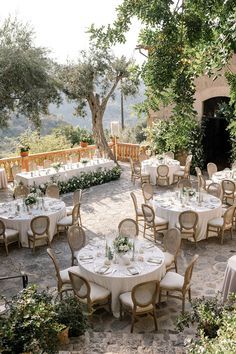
(147, 257), (163, 265)
(79, 254), (93, 261)
(127, 266), (140, 275)
(96, 266), (110, 274)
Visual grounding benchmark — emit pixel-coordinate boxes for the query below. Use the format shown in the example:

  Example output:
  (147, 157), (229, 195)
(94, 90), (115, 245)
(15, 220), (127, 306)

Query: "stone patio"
(0, 163), (235, 353)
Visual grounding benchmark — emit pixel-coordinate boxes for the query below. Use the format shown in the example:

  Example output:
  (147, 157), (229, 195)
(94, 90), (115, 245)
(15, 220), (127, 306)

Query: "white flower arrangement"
(113, 235), (132, 254)
(24, 193), (38, 206)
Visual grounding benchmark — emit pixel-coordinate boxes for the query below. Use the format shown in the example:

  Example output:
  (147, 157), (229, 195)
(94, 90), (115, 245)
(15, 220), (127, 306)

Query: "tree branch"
(101, 76), (121, 110)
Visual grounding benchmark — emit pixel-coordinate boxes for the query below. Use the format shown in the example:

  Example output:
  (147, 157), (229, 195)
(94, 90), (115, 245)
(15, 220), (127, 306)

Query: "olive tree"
(59, 45), (140, 161)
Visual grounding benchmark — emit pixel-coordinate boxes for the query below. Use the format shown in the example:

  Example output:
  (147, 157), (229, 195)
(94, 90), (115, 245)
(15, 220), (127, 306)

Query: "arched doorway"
(202, 96), (231, 169)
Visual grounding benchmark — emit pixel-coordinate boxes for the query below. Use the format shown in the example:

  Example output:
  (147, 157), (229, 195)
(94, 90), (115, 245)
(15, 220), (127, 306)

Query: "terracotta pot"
(80, 141), (88, 148)
(58, 327), (70, 345)
(20, 151), (29, 157)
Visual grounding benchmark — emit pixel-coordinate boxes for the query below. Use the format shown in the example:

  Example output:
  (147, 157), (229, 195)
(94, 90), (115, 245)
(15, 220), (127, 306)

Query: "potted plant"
(0, 285), (65, 354)
(19, 145), (30, 157)
(80, 132), (93, 148)
(55, 296), (87, 338)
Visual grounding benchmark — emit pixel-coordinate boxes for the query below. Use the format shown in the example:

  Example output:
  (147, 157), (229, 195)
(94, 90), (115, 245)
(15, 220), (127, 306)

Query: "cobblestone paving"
(0, 163), (235, 354)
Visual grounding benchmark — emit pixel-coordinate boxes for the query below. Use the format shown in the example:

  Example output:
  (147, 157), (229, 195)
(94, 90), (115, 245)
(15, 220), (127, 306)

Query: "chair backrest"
(129, 157), (135, 174)
(164, 151), (174, 159)
(30, 216), (50, 235)
(163, 228), (181, 256)
(44, 160), (51, 169)
(130, 192), (139, 215)
(198, 175), (206, 190)
(141, 204), (155, 225)
(179, 211), (198, 231)
(142, 183), (154, 202)
(223, 205), (236, 227)
(138, 152), (148, 162)
(0, 220), (6, 239)
(207, 162), (217, 178)
(47, 248), (62, 282)
(73, 189), (82, 205)
(14, 185), (29, 199)
(177, 178), (192, 189)
(118, 218), (139, 238)
(186, 155), (193, 164)
(69, 271), (90, 300)
(132, 280), (159, 309)
(207, 182), (222, 199)
(184, 161), (191, 177)
(183, 254), (199, 291)
(195, 167), (202, 177)
(157, 164), (169, 178)
(72, 203), (81, 225)
(222, 179), (235, 195)
(67, 225), (86, 253)
(46, 184), (60, 199)
(11, 164), (21, 179)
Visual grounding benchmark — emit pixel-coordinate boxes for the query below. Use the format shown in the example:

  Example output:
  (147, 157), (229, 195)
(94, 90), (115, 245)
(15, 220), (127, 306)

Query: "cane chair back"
(156, 165), (169, 185)
(130, 157), (141, 184)
(142, 183), (154, 202)
(11, 164), (21, 179)
(186, 155), (193, 164)
(130, 192), (144, 223)
(163, 228), (181, 257)
(46, 184), (60, 199)
(177, 179), (192, 189)
(14, 185), (30, 199)
(68, 225), (86, 265)
(179, 211), (198, 231)
(164, 151), (174, 159)
(207, 182), (222, 199)
(142, 204), (155, 225)
(183, 161), (191, 178)
(72, 203), (81, 225)
(73, 189), (82, 205)
(47, 248), (61, 282)
(198, 174), (206, 190)
(69, 271), (89, 300)
(44, 160), (51, 169)
(207, 162), (217, 179)
(183, 255), (199, 292)
(118, 218), (139, 238)
(222, 179), (235, 203)
(195, 167), (202, 177)
(223, 205), (235, 228)
(31, 215), (50, 235)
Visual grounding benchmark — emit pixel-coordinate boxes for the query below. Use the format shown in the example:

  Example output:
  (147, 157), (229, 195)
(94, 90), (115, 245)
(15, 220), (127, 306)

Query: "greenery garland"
(30, 166), (122, 195)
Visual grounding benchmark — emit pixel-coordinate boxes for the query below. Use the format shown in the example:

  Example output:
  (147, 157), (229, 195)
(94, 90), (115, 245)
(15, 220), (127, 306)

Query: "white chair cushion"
(137, 208), (143, 216)
(66, 206), (73, 216)
(60, 266), (81, 283)
(175, 222), (194, 233)
(174, 170), (184, 177)
(160, 272), (184, 290)
(5, 228), (19, 241)
(119, 291), (153, 312)
(163, 252), (175, 267)
(154, 216), (168, 226)
(208, 217), (224, 228)
(57, 216), (73, 226)
(27, 229), (48, 238)
(89, 282), (110, 302)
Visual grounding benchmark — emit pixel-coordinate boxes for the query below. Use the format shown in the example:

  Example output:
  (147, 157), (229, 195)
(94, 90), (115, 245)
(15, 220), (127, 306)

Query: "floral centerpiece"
(113, 235), (132, 254)
(24, 193), (38, 206)
(51, 162), (62, 172)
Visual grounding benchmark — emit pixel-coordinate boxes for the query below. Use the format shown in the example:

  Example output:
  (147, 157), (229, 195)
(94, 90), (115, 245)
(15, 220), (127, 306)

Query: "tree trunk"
(92, 110), (118, 163)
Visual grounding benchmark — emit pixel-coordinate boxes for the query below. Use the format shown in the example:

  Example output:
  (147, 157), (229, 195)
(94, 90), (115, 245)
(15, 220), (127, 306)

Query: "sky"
(0, 0), (144, 64)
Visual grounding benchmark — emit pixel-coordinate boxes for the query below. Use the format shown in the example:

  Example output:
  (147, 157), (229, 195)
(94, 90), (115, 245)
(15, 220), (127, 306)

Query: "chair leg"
(206, 225), (209, 239)
(153, 309), (158, 331)
(143, 223), (147, 239)
(159, 289), (162, 304)
(130, 314), (135, 333)
(188, 288), (191, 302)
(182, 294), (185, 314)
(221, 230), (224, 245)
(174, 260), (178, 273)
(4, 242), (9, 256)
(119, 301), (123, 319)
(230, 227), (233, 240)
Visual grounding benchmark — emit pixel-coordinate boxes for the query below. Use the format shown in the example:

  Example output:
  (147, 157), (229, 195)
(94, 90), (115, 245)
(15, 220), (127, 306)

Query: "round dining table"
(76, 239), (166, 317)
(0, 197), (66, 247)
(0, 168), (8, 189)
(222, 255), (236, 302)
(212, 170), (236, 185)
(153, 191), (222, 242)
(141, 158), (180, 185)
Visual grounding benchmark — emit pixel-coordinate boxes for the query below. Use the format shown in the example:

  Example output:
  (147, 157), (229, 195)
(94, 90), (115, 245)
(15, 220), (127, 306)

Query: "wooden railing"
(0, 141), (141, 182)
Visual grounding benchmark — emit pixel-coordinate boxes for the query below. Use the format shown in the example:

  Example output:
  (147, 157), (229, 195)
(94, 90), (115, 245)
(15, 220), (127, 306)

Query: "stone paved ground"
(0, 163), (235, 353)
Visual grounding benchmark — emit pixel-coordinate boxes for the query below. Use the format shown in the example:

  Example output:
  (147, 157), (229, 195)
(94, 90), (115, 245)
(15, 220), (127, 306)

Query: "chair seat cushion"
(60, 266), (81, 283)
(160, 272), (184, 290)
(119, 291), (153, 312)
(66, 206), (73, 216)
(163, 252), (175, 267)
(175, 222), (194, 233)
(57, 216), (73, 226)
(27, 229), (48, 238)
(208, 217), (224, 228)
(0, 229), (19, 243)
(137, 208), (144, 216)
(89, 282), (111, 302)
(174, 170), (184, 177)
(154, 216), (168, 226)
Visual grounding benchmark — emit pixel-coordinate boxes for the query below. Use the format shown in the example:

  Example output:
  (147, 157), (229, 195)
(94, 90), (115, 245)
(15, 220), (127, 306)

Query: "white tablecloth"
(153, 192), (222, 242)
(0, 168), (7, 189)
(222, 255), (236, 302)
(76, 239), (165, 316)
(212, 170), (236, 185)
(15, 159), (115, 187)
(141, 158), (180, 185)
(0, 198), (66, 247)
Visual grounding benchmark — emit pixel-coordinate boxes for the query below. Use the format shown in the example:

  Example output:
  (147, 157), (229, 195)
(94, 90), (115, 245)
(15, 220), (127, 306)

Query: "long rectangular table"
(15, 159), (115, 187)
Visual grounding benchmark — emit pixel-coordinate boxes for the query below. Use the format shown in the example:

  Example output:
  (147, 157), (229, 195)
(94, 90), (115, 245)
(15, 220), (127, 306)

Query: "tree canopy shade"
(89, 0), (236, 117)
(0, 18), (61, 128)
(59, 45), (140, 160)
